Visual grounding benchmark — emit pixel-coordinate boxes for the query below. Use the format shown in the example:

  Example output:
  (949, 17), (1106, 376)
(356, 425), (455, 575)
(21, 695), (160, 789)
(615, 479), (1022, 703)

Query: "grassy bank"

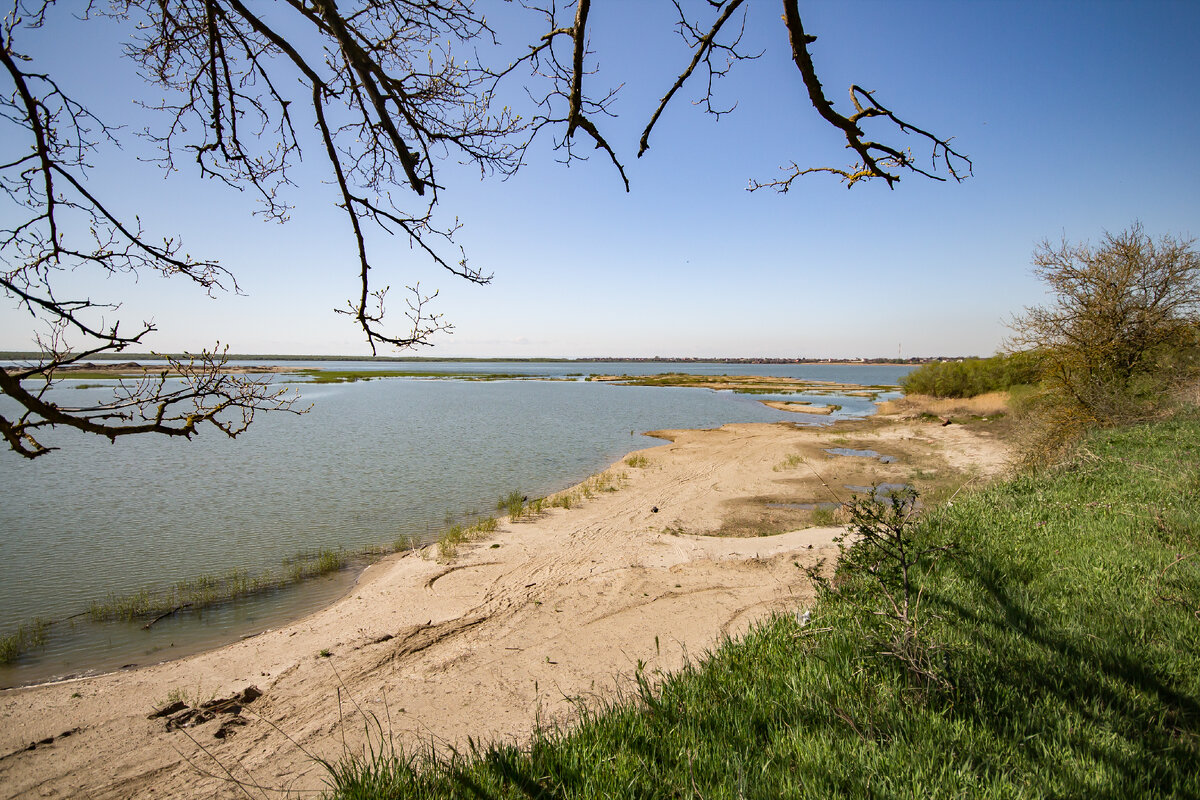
(325, 418), (1200, 798)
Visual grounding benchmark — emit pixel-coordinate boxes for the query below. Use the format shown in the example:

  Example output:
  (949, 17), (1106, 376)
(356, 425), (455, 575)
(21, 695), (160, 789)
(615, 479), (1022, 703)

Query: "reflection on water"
(843, 484), (915, 503)
(1, 362), (910, 685)
(765, 502), (842, 511)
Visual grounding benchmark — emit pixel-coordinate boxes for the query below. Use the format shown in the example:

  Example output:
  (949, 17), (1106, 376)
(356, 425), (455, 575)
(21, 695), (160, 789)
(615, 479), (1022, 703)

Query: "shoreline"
(0, 376), (886, 687)
(0, 409), (1009, 799)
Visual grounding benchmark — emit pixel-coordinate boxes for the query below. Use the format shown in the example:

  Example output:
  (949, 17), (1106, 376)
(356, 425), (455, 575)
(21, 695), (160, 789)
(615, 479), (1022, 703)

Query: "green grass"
(323, 418), (1200, 799)
(624, 453), (649, 468)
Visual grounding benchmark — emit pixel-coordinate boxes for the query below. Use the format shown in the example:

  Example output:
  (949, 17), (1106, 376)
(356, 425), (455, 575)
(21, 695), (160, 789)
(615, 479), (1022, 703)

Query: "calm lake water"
(0, 361), (911, 686)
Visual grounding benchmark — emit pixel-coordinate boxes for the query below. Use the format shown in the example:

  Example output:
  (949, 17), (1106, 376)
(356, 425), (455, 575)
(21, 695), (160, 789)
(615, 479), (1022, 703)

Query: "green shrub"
(900, 351), (1042, 398)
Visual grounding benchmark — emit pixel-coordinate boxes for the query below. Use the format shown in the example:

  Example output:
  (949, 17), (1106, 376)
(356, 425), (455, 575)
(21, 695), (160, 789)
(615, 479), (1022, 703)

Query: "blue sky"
(3, 1), (1199, 358)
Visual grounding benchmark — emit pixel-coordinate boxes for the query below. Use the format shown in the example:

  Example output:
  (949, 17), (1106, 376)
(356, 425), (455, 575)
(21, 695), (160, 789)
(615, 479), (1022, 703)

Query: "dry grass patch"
(878, 391), (1012, 419)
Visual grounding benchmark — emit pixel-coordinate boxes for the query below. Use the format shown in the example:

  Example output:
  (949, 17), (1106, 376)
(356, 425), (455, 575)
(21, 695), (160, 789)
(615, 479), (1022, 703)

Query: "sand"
(0, 413), (1009, 799)
(761, 400), (836, 415)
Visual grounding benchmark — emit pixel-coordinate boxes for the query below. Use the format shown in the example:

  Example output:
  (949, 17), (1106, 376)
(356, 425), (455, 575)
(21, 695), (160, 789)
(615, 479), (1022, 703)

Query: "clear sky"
(3, 1), (1199, 359)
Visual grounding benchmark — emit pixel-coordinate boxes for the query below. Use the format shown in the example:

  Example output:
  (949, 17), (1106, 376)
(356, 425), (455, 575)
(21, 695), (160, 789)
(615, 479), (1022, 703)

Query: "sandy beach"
(0, 409), (1008, 799)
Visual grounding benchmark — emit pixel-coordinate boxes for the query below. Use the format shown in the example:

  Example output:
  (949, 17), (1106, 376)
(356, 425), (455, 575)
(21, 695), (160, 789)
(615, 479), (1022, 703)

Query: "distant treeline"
(900, 352), (1042, 398)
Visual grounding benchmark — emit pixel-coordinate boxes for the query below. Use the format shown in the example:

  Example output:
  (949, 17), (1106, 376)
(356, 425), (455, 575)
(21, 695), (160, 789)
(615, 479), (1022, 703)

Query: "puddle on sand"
(843, 483), (915, 504)
(766, 502), (842, 511)
(824, 447), (897, 463)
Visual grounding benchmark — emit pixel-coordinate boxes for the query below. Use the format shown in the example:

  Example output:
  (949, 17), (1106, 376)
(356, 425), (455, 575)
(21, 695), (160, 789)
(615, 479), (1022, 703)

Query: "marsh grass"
(287, 550), (348, 582)
(5, 509), (504, 661)
(84, 550), (348, 624)
(624, 453), (649, 468)
(0, 619), (49, 664)
(297, 369), (529, 384)
(587, 373), (869, 396)
(323, 418), (1200, 799)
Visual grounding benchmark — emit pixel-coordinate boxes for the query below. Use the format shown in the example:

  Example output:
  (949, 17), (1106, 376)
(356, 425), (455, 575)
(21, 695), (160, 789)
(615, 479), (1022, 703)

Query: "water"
(765, 502), (841, 511)
(2, 358), (914, 385)
(1, 361), (911, 685)
(843, 484), (915, 502)
(824, 447), (898, 463)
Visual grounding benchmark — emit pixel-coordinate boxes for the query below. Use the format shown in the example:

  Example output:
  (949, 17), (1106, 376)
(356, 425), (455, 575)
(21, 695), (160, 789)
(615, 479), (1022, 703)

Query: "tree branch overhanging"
(2, 0), (972, 457)
(749, 0), (972, 192)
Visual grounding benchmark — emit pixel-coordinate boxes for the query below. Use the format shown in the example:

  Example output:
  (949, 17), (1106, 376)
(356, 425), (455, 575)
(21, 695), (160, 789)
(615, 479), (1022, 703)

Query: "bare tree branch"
(639, 0), (753, 158)
(1, 0), (971, 457)
(750, 0), (971, 192)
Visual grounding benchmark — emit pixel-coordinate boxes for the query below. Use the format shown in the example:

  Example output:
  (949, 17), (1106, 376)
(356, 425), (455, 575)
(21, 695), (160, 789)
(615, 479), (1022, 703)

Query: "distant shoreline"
(0, 352), (960, 365)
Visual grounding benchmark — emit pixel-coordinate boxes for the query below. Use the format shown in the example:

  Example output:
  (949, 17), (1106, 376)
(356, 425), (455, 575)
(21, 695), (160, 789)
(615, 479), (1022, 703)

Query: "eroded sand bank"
(0, 413), (1008, 799)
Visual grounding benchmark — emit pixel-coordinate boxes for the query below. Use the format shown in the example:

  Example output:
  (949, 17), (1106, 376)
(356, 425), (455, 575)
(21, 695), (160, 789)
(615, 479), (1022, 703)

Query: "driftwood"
(141, 603), (193, 630)
(148, 686), (263, 739)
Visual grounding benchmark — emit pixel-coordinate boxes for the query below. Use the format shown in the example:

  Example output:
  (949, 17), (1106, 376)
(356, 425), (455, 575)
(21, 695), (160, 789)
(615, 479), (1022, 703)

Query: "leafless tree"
(1, 0), (970, 458)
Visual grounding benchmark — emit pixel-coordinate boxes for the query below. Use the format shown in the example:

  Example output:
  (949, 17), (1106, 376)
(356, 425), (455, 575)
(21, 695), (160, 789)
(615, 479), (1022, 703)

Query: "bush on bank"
(899, 351), (1042, 398)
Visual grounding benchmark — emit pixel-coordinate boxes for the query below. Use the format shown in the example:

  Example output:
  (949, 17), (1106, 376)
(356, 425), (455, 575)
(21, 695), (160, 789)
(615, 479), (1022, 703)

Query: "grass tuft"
(436, 516), (501, 562)
(497, 490), (525, 521)
(772, 452), (805, 472)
